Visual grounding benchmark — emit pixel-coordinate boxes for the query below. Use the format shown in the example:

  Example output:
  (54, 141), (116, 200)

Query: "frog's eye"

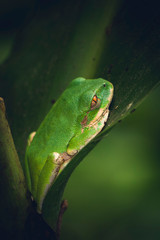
(91, 95), (101, 110)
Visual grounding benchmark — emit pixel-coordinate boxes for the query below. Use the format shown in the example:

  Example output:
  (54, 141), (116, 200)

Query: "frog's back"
(27, 95), (77, 164)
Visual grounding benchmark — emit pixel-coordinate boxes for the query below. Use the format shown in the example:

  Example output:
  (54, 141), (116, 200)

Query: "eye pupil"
(103, 84), (106, 87)
(91, 95), (98, 109)
(92, 95), (98, 103)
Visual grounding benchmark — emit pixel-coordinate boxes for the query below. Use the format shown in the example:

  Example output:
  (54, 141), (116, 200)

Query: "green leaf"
(0, 0), (159, 230)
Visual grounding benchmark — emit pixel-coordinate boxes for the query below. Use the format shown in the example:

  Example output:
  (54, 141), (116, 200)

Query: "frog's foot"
(27, 131), (36, 146)
(59, 150), (78, 171)
(46, 150), (78, 179)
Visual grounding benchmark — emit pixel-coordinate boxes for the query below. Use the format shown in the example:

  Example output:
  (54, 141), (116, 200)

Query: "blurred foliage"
(0, 35), (14, 64)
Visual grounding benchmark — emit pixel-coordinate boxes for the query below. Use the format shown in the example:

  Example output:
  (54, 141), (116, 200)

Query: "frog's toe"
(28, 131), (36, 146)
(67, 149), (78, 156)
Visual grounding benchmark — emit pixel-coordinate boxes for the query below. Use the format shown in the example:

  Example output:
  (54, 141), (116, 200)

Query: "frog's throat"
(87, 107), (109, 129)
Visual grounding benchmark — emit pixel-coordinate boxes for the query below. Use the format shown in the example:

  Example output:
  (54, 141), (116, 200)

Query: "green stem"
(0, 97), (29, 239)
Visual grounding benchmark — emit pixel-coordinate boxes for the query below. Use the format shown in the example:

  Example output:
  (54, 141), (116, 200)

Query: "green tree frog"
(25, 77), (113, 213)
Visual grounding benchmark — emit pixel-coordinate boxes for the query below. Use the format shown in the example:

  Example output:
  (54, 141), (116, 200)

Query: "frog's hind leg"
(36, 152), (64, 213)
(36, 150), (75, 213)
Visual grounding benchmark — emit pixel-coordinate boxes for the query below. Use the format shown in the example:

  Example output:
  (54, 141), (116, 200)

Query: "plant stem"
(0, 97), (29, 239)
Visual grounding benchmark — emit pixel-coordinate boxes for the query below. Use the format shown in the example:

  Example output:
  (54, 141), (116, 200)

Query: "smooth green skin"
(25, 77), (113, 212)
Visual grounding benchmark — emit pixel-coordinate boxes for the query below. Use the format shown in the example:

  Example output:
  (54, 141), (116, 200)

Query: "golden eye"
(91, 95), (100, 110)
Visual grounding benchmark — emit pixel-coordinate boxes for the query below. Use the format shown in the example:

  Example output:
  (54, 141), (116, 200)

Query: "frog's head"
(71, 77), (114, 130)
(65, 77), (113, 154)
